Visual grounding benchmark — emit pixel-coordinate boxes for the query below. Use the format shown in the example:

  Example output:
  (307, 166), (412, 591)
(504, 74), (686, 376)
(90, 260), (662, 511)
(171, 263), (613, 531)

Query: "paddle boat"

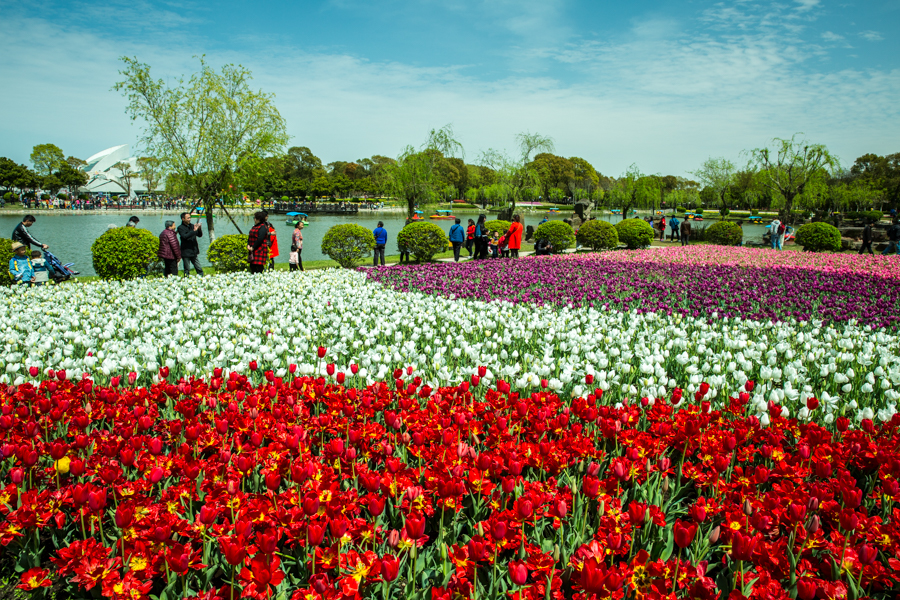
(748, 215), (763, 223)
(430, 209), (456, 220)
(285, 212), (309, 226)
(411, 210), (424, 221)
(610, 209), (622, 215)
(547, 208), (561, 214)
(189, 207), (213, 220)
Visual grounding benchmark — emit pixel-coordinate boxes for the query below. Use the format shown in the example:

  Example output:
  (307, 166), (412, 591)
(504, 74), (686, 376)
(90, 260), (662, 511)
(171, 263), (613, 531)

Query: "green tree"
(850, 152), (900, 209)
(109, 161), (138, 196)
(608, 165), (661, 218)
(136, 157), (164, 196)
(380, 125), (464, 218)
(56, 162), (89, 196)
(30, 143), (65, 177)
(528, 153), (575, 201)
(692, 157), (736, 214)
(747, 134), (839, 223)
(115, 56), (288, 239)
(478, 131), (553, 215)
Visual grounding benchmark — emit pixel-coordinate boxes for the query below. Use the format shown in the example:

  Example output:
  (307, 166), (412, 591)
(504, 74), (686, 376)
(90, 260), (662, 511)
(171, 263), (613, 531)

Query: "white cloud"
(0, 2), (898, 179)
(860, 30), (884, 41)
(821, 31), (844, 42)
(795, 0), (821, 12)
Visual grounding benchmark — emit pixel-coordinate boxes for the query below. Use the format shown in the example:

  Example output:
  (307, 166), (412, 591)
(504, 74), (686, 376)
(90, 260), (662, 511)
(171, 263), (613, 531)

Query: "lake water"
(0, 211), (770, 276)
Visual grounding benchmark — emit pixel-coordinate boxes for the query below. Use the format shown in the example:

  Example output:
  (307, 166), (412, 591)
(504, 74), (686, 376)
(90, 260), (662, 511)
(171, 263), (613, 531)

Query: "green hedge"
(705, 221), (743, 246)
(577, 220), (619, 251)
(843, 211), (884, 224)
(795, 221), (841, 252)
(207, 234), (249, 273)
(321, 224), (375, 268)
(614, 219), (654, 249)
(534, 221), (576, 254)
(396, 222), (448, 262)
(484, 220), (511, 236)
(91, 227), (159, 280)
(0, 239), (15, 286)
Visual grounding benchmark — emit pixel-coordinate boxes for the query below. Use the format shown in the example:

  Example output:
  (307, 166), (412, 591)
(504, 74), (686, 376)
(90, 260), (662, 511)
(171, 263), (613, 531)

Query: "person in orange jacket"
(506, 214), (523, 258)
(263, 212), (279, 270)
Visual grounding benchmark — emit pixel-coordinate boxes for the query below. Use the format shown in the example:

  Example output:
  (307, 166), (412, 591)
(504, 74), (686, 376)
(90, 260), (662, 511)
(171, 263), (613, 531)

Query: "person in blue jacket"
(448, 218), (465, 262)
(9, 242), (34, 285)
(373, 221), (387, 266)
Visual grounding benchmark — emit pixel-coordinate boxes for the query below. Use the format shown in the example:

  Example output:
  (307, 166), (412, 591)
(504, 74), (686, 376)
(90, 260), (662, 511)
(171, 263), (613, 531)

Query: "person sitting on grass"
(534, 238), (552, 256)
(31, 250), (52, 286)
(9, 242), (34, 285)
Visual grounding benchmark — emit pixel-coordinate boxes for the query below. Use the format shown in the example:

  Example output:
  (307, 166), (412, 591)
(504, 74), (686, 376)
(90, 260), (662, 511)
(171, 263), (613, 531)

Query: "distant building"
(82, 144), (149, 196)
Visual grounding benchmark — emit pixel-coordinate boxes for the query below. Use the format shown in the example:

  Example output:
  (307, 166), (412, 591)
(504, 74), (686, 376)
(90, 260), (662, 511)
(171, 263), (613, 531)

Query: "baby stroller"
(43, 249), (79, 283)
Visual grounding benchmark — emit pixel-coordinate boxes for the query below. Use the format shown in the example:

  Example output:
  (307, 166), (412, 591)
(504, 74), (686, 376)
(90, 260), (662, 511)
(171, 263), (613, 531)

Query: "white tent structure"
(82, 144), (149, 196)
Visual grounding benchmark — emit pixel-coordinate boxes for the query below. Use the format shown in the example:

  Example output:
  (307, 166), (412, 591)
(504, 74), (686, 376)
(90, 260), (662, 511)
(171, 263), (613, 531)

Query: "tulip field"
(1, 248), (900, 599)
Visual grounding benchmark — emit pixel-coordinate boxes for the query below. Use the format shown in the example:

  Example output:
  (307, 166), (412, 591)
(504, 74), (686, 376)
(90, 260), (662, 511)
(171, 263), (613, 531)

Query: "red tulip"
(326, 363), (335, 376)
(688, 503), (706, 523)
(627, 502), (647, 526)
(249, 361), (258, 371)
(115, 505), (134, 528)
(673, 519), (696, 548)
(490, 520), (507, 542)
(367, 495), (386, 517)
(302, 493), (320, 517)
(28, 366), (39, 377)
(317, 346), (327, 358)
(585, 373), (594, 384)
(405, 515), (426, 540)
(350, 364), (359, 374)
(336, 372), (345, 384)
(307, 523), (325, 546)
(508, 560), (528, 586)
(380, 555), (400, 581)
(219, 536), (247, 566)
(581, 558), (606, 594)
(858, 543), (878, 566)
(730, 531), (759, 561)
(796, 579), (818, 600)
(478, 366), (487, 377)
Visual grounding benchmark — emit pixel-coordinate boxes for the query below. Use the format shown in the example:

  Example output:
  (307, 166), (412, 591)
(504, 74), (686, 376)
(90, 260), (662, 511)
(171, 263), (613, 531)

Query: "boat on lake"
(285, 212), (309, 226)
(430, 210), (455, 220)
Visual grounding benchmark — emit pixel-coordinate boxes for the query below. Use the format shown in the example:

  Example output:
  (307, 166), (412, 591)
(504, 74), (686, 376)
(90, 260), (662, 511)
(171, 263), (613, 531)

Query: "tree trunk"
(203, 197), (216, 241)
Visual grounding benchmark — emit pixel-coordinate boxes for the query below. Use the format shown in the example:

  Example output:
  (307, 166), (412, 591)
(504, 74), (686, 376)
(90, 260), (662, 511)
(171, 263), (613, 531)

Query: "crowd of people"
(390, 214), (524, 265)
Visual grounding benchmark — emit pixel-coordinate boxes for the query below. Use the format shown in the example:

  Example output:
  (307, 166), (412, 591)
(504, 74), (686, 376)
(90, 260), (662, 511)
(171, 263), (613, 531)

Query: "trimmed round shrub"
(91, 227), (160, 280)
(614, 219), (654, 249)
(577, 220), (619, 251)
(675, 206), (686, 213)
(397, 222), (448, 262)
(321, 223), (375, 268)
(208, 234), (249, 273)
(483, 220), (511, 236)
(795, 221), (841, 252)
(719, 207), (730, 217)
(695, 208), (704, 215)
(534, 221), (576, 254)
(40, 194), (50, 200)
(750, 209), (759, 216)
(57, 193), (67, 200)
(706, 221), (743, 246)
(0, 238), (15, 286)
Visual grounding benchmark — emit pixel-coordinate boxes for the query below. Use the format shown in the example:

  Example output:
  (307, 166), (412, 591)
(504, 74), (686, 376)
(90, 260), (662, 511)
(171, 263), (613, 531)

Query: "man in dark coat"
(859, 223), (874, 255)
(177, 212), (204, 275)
(12, 215), (48, 250)
(680, 219), (691, 247)
(158, 221), (181, 277)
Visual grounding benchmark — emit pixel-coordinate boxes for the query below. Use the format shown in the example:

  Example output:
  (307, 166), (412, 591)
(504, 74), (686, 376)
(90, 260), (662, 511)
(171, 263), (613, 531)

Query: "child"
(489, 232), (499, 258)
(31, 250), (51, 285)
(289, 244), (300, 271)
(9, 242), (34, 285)
(498, 234), (510, 258)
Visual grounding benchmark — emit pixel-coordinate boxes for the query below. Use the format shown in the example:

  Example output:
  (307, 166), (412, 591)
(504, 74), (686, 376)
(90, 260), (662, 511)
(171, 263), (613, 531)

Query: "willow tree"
(381, 126), (463, 218)
(114, 57), (288, 239)
(747, 135), (838, 223)
(478, 132), (554, 216)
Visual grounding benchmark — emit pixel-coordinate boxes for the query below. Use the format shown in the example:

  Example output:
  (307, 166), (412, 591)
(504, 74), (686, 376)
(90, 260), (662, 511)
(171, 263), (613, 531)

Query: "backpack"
(778, 223), (786, 235)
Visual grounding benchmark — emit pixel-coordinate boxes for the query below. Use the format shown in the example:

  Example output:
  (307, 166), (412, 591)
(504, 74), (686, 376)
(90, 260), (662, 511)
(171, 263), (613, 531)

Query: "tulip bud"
(742, 499), (753, 516)
(708, 525), (720, 544)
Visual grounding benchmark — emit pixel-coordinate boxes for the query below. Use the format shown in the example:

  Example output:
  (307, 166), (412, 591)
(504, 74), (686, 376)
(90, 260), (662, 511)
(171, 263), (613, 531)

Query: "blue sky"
(1, 0), (898, 178)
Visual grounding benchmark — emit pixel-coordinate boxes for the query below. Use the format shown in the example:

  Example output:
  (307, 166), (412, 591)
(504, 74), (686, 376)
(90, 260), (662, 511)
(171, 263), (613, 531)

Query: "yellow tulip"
(55, 456), (71, 475)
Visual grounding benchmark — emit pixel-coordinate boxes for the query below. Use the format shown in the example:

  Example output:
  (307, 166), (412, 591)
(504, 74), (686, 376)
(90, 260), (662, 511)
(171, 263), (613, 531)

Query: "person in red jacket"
(157, 220), (181, 277)
(247, 212), (270, 273)
(506, 214), (523, 258)
(465, 219), (476, 257)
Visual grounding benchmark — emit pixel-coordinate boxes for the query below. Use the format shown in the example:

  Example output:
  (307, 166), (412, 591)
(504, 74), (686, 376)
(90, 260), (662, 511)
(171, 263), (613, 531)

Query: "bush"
(844, 211), (884, 224)
(705, 221), (743, 246)
(534, 221), (576, 253)
(751, 209), (759, 216)
(397, 222), (448, 262)
(483, 220), (511, 236)
(695, 208), (704, 215)
(57, 193), (67, 200)
(577, 220), (619, 251)
(40, 194), (50, 200)
(675, 206), (686, 213)
(2, 192), (16, 202)
(208, 234), (249, 273)
(0, 239), (14, 286)
(91, 227), (160, 280)
(719, 207), (730, 217)
(795, 221), (842, 252)
(281, 196), (289, 202)
(614, 219), (654, 249)
(321, 224), (375, 268)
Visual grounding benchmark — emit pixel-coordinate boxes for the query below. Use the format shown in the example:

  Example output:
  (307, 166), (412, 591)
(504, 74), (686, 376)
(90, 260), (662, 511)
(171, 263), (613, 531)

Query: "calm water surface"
(0, 211), (769, 276)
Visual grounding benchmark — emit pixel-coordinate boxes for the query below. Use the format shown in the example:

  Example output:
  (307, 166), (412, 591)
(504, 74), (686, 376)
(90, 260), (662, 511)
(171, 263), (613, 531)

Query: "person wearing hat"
(11, 215), (47, 250)
(8, 242), (34, 285)
(126, 216), (140, 228)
